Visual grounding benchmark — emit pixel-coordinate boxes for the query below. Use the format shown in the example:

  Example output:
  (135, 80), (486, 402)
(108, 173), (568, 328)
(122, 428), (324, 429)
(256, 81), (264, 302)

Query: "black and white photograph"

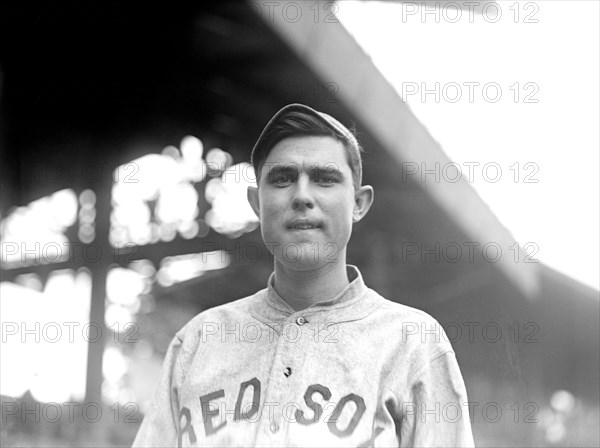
(0, 1), (598, 447)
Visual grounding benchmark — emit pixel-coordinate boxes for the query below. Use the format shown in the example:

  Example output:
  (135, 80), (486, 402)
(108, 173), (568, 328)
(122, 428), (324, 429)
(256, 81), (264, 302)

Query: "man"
(133, 104), (475, 447)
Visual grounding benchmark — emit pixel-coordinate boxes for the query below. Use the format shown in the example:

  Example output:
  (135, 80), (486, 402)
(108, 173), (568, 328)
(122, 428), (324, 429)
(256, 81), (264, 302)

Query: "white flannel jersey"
(133, 266), (474, 447)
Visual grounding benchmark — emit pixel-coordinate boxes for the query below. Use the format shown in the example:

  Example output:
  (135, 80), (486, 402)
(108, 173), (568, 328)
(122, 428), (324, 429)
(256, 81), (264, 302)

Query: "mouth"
(287, 219), (323, 230)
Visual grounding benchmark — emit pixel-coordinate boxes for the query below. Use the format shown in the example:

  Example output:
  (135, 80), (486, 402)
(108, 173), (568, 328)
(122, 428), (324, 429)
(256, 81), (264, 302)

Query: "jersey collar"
(249, 265), (383, 325)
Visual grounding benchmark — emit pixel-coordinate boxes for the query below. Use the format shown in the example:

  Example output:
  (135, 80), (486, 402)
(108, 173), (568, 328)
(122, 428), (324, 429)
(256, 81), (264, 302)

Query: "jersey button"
(283, 367), (292, 377)
(296, 316), (307, 326)
(270, 421), (279, 433)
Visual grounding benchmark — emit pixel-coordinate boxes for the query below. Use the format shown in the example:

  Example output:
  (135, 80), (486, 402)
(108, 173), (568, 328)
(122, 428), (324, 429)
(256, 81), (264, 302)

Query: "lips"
(287, 219), (323, 230)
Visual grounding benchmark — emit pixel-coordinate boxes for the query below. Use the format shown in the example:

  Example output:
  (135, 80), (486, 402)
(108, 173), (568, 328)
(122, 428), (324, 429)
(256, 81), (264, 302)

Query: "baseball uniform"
(132, 265), (474, 447)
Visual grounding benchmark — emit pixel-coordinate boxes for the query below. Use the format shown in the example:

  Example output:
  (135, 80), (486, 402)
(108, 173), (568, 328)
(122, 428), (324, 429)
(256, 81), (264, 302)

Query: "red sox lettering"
(176, 378), (384, 447)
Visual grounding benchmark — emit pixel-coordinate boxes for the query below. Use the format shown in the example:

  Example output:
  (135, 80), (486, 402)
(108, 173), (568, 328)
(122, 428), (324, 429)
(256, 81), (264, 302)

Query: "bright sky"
(337, 0), (599, 291)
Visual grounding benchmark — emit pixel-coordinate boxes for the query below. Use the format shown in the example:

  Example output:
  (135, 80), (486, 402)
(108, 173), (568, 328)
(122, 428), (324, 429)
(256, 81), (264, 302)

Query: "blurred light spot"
(106, 267), (144, 306)
(205, 177), (226, 203)
(78, 192), (96, 243)
(181, 136), (207, 182)
(103, 347), (128, 383)
(102, 381), (121, 404)
(112, 201), (151, 228)
(181, 135), (204, 160)
(109, 226), (128, 246)
(105, 304), (134, 330)
(205, 148), (233, 176)
(79, 207), (96, 223)
(113, 154), (181, 202)
(546, 421), (566, 443)
(79, 189), (96, 207)
(155, 183), (199, 224)
(179, 220), (199, 240)
(128, 259), (156, 279)
(158, 223), (177, 242)
(551, 390), (575, 414)
(204, 163), (259, 238)
(156, 269), (173, 287)
(129, 222), (152, 246)
(538, 407), (554, 426)
(157, 251), (230, 286)
(1, 189), (77, 268)
(50, 189), (78, 228)
(15, 273), (43, 291)
(78, 223), (96, 244)
(31, 370), (74, 404)
(161, 145), (181, 160)
(110, 139), (257, 246)
(1, 269), (91, 402)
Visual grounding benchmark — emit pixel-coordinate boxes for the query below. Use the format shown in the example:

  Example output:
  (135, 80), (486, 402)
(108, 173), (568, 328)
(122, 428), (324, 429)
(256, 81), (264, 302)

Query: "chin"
(273, 240), (342, 268)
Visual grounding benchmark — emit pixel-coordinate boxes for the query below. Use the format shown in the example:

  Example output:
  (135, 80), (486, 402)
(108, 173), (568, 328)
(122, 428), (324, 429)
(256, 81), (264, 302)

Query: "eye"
(315, 174), (338, 185)
(272, 175), (293, 185)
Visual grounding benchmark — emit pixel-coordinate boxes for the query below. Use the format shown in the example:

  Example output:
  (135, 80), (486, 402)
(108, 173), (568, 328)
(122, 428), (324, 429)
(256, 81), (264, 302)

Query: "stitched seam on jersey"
(265, 290), (295, 314)
(408, 350), (455, 386)
(249, 316), (283, 336)
(175, 334), (187, 380)
(320, 300), (386, 325)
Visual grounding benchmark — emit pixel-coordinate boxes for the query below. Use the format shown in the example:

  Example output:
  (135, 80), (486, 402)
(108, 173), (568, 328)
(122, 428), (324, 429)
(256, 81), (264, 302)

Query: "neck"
(272, 260), (350, 312)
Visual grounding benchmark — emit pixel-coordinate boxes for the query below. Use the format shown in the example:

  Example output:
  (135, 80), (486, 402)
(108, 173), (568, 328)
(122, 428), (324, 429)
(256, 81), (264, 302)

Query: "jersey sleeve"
(399, 351), (475, 448)
(132, 334), (185, 448)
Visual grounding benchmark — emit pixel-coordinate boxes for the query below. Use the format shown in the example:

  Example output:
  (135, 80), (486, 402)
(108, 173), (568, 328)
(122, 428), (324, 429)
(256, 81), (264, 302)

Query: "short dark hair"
(252, 109), (364, 189)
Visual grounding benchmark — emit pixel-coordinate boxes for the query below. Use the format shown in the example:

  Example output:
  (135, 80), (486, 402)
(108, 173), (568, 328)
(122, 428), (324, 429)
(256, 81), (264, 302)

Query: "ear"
(247, 186), (260, 218)
(353, 185), (374, 223)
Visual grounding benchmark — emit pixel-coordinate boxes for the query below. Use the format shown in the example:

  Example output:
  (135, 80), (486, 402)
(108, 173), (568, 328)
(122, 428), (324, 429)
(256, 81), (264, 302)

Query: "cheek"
(260, 201), (281, 222)
(328, 204), (354, 231)
(258, 203), (281, 236)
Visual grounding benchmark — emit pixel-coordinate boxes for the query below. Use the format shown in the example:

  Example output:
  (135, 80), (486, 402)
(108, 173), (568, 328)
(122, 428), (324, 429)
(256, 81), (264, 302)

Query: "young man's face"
(247, 135), (373, 270)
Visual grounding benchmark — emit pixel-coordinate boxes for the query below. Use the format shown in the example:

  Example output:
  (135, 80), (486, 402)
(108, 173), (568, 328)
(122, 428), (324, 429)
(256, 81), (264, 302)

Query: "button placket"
(258, 317), (300, 444)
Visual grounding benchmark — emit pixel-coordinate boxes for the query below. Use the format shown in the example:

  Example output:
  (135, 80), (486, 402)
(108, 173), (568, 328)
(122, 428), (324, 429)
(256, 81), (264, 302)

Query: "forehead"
(262, 135), (350, 170)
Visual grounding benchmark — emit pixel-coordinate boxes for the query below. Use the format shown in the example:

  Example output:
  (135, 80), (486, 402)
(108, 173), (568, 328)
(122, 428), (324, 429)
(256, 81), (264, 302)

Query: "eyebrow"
(264, 164), (345, 181)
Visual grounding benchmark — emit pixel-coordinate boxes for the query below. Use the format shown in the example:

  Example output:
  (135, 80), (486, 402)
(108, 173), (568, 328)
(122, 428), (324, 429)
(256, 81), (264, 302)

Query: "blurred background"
(0, 1), (598, 446)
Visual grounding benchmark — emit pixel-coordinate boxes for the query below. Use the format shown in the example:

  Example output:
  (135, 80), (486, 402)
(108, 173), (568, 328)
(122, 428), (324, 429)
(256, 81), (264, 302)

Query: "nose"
(292, 175), (314, 210)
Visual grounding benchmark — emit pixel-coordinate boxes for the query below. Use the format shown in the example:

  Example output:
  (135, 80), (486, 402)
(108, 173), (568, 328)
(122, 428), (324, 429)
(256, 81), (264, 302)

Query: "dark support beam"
(84, 161), (111, 408)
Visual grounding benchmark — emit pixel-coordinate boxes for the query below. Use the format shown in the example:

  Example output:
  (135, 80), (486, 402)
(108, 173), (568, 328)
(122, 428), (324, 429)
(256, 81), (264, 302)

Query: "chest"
(176, 320), (404, 446)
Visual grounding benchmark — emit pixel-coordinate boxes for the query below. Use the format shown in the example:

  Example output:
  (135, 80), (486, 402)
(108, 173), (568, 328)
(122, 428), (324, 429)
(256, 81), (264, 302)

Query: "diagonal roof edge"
(256, 2), (539, 299)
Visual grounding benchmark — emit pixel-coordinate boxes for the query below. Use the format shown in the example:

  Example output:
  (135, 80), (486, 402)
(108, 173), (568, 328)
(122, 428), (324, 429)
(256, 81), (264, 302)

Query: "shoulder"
(164, 289), (266, 375)
(368, 288), (443, 327)
(174, 288), (266, 342)
(365, 288), (455, 355)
